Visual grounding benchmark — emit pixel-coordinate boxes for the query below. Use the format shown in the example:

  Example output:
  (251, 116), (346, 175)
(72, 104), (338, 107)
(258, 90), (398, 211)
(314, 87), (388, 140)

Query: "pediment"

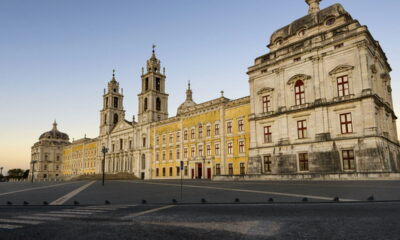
(111, 120), (132, 134)
(257, 87), (274, 95)
(329, 65), (354, 75)
(287, 74), (311, 85)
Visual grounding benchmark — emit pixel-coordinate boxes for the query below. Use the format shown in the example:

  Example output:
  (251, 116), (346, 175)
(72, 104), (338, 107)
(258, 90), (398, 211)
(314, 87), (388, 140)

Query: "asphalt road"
(0, 180), (400, 239)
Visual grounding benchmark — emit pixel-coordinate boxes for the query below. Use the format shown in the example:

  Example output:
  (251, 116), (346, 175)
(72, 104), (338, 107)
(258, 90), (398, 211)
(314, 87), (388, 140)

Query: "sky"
(1, 0), (399, 174)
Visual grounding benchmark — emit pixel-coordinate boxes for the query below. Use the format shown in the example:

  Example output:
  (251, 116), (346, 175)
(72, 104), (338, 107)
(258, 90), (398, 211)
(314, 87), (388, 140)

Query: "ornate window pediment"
(329, 65), (354, 75)
(257, 87), (274, 95)
(287, 74), (311, 85)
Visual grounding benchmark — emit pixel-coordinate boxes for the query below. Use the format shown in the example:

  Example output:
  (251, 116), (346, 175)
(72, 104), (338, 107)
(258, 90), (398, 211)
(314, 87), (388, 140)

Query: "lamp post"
(0, 167), (3, 175)
(31, 160), (37, 183)
(101, 146), (108, 186)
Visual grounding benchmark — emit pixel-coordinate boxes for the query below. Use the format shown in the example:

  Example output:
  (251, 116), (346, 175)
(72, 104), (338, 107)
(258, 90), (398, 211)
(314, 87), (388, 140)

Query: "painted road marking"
(62, 209), (105, 213)
(124, 181), (358, 202)
(50, 181), (96, 205)
(121, 205), (175, 220)
(0, 224), (22, 229)
(0, 218), (43, 225)
(0, 181), (81, 197)
(53, 210), (93, 215)
(15, 216), (61, 221)
(35, 213), (88, 218)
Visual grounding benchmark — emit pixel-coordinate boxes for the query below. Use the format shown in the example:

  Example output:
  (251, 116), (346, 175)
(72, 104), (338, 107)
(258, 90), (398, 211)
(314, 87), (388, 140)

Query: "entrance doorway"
(197, 163), (202, 179)
(191, 169), (195, 179)
(141, 172), (145, 180)
(207, 168), (211, 179)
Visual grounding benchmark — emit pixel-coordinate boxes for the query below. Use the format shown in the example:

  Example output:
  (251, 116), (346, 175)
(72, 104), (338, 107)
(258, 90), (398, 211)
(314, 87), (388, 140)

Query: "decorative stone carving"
(257, 87), (274, 95)
(328, 65), (354, 75)
(287, 74), (312, 85)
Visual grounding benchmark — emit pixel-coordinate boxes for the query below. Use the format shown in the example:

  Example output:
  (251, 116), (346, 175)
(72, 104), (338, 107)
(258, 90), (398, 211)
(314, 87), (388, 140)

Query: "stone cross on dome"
(305, 0), (321, 14)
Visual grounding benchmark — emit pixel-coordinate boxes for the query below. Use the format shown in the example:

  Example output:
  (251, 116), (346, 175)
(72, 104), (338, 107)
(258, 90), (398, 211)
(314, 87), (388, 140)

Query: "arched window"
(144, 98), (148, 111)
(104, 114), (107, 124)
(156, 97), (161, 111)
(141, 154), (146, 170)
(295, 80), (305, 105)
(156, 78), (161, 91)
(113, 113), (119, 124)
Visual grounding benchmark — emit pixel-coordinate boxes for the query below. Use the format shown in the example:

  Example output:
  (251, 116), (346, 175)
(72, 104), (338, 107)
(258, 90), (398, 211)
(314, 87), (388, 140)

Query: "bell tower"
(99, 70), (125, 136)
(138, 46), (169, 123)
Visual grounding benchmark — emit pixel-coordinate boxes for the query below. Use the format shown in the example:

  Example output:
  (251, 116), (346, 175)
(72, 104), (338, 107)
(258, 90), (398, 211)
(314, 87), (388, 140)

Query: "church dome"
(177, 83), (197, 115)
(39, 121), (69, 141)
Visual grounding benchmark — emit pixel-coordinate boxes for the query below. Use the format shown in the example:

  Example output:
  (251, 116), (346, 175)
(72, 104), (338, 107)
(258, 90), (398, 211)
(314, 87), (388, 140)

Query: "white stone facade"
(247, 3), (400, 176)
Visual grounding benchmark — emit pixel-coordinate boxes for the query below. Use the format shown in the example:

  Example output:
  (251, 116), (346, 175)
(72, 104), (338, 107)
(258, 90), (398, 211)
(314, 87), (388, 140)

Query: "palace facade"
(30, 0), (400, 181)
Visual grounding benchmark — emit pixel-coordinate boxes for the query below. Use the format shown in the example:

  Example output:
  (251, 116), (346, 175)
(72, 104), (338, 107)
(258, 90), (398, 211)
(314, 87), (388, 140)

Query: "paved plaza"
(0, 180), (400, 239)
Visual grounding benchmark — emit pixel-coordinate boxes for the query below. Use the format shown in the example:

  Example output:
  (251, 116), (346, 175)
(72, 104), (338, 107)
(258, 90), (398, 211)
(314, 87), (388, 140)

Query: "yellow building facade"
(62, 137), (98, 177)
(151, 87), (250, 179)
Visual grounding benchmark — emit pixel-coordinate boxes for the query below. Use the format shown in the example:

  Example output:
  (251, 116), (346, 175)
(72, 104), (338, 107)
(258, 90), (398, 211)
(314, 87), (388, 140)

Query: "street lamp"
(0, 167), (3, 175)
(31, 160), (37, 183)
(101, 146), (108, 186)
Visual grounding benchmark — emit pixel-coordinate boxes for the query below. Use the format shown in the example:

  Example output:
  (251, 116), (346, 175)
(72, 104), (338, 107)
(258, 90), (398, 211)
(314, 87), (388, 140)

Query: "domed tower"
(177, 82), (197, 115)
(30, 121), (70, 181)
(138, 46), (169, 123)
(99, 70), (125, 136)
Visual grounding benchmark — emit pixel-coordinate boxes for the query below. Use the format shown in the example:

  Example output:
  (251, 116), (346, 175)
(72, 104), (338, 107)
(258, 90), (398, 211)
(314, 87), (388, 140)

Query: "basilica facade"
(30, 0), (400, 181)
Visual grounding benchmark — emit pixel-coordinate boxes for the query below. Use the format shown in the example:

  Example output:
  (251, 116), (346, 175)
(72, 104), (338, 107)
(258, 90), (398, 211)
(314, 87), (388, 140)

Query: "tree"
(7, 169), (25, 179)
(23, 170), (30, 178)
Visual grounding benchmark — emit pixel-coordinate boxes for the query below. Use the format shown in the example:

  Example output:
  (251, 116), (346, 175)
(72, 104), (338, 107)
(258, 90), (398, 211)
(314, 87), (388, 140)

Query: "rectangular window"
(206, 145), (211, 156)
(184, 166), (188, 176)
(264, 126), (272, 143)
(227, 142), (233, 154)
(297, 120), (307, 139)
(238, 141), (245, 153)
(216, 164), (221, 176)
(129, 140), (132, 149)
(227, 122), (232, 134)
(191, 129), (195, 139)
(340, 113), (353, 134)
(342, 150), (355, 170)
(295, 81), (305, 105)
(120, 139), (123, 150)
(184, 148), (188, 159)
(215, 124), (220, 135)
(162, 135), (166, 144)
(142, 137), (146, 147)
(240, 163), (245, 175)
(112, 144), (115, 152)
(176, 132), (180, 142)
(198, 125), (203, 138)
(206, 125), (211, 137)
(228, 163), (233, 175)
(264, 155), (272, 172)
(263, 95), (271, 113)
(156, 152), (159, 161)
(299, 153), (309, 171)
(191, 147), (195, 158)
(162, 151), (166, 161)
(156, 136), (159, 145)
(176, 149), (180, 159)
(198, 145), (203, 157)
(238, 119), (244, 132)
(162, 168), (166, 176)
(156, 168), (159, 177)
(169, 134), (173, 143)
(184, 130), (188, 140)
(337, 75), (349, 97)
(215, 143), (220, 155)
(169, 167), (173, 176)
(176, 166), (180, 176)
(169, 150), (173, 160)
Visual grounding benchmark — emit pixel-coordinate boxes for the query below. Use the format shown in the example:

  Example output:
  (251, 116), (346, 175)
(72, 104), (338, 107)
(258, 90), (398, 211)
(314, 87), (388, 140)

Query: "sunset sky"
(1, 0), (399, 174)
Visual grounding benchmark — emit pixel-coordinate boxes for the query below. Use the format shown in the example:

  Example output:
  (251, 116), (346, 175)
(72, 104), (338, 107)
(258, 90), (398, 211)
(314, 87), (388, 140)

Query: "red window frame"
(184, 130), (188, 140)
(264, 126), (272, 143)
(262, 95), (271, 113)
(295, 80), (305, 105)
(299, 153), (309, 171)
(184, 148), (188, 158)
(337, 75), (349, 97)
(216, 164), (221, 175)
(297, 120), (307, 139)
(198, 145), (203, 156)
(340, 113), (353, 134)
(191, 129), (195, 139)
(206, 125), (211, 137)
(191, 147), (195, 157)
(206, 145), (211, 156)
(342, 150), (355, 170)
(198, 125), (203, 138)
